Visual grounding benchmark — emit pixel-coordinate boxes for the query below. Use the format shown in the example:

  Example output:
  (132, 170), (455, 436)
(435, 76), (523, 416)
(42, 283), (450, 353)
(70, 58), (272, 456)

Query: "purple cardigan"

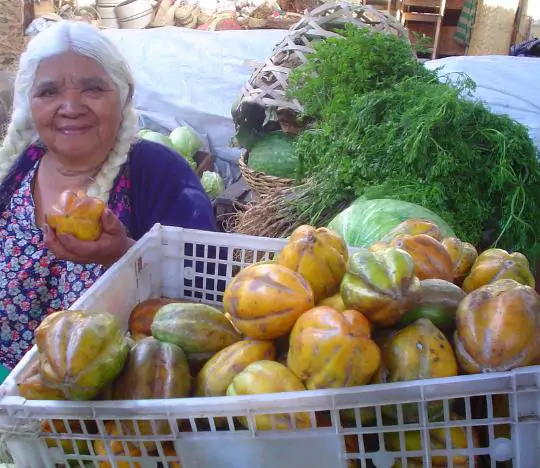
(0, 139), (217, 239)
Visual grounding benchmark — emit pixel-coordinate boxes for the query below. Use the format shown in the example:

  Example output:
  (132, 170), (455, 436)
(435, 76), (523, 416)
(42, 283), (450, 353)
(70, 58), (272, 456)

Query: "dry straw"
(0, 71), (14, 127)
(468, 0), (520, 55)
(227, 182), (314, 238)
(0, 0), (26, 71)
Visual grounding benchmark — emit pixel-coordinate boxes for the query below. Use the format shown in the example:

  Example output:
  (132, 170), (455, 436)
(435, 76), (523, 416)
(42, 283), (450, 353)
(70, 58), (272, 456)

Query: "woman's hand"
(44, 209), (135, 267)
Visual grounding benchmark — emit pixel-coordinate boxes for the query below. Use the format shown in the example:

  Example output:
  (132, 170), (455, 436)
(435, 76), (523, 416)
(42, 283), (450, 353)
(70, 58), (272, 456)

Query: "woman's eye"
(84, 87), (104, 94)
(38, 89), (57, 97)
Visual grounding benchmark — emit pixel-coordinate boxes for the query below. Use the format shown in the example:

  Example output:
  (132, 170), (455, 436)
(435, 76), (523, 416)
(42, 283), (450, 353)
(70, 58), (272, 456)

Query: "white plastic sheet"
(102, 27), (288, 183)
(101, 28), (540, 185)
(425, 55), (540, 150)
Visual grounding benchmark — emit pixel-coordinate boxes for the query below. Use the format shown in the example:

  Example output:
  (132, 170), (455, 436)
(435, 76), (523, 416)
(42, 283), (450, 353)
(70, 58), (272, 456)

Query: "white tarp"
(425, 55), (540, 150)
(102, 26), (288, 183)
(101, 28), (540, 184)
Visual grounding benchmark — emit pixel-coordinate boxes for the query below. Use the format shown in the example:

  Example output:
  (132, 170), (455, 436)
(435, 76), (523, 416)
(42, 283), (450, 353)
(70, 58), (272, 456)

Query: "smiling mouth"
(57, 127), (92, 135)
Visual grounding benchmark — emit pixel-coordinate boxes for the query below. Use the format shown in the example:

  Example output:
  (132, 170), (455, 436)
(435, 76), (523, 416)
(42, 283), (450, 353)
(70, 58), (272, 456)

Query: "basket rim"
(239, 149), (296, 185)
(236, 3), (408, 117)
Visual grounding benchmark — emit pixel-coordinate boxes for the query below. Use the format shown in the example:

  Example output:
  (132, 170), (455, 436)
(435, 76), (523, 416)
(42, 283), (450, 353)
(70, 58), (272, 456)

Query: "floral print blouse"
(0, 139), (216, 372)
(0, 145), (132, 371)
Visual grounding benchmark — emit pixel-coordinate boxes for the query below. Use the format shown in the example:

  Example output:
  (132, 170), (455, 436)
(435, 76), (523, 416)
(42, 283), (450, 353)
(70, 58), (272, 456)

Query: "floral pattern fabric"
(0, 145), (133, 371)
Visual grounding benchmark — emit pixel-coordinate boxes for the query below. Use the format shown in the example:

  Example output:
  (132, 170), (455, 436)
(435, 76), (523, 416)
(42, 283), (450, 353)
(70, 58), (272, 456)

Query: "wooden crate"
(405, 0), (466, 57)
(410, 23), (466, 55)
(439, 25), (466, 55)
(445, 0), (465, 9)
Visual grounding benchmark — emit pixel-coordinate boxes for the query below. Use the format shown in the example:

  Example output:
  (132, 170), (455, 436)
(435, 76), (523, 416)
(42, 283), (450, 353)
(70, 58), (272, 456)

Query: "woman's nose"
(58, 91), (87, 118)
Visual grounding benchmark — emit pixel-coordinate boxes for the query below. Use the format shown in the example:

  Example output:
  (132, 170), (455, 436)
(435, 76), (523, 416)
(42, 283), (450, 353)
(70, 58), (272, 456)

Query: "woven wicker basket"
(236, 2), (407, 122)
(236, 2), (407, 198)
(0, 0), (27, 70)
(239, 150), (295, 198)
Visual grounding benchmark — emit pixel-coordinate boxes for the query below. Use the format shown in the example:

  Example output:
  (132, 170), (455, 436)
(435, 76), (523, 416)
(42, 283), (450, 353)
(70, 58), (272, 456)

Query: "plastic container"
(96, 7), (120, 28)
(97, 0), (123, 5)
(115, 0), (154, 29)
(0, 225), (538, 468)
(96, 0), (122, 28)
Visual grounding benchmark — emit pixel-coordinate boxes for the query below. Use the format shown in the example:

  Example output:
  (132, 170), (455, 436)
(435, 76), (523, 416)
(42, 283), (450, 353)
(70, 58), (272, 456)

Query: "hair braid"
(0, 108), (37, 181)
(86, 104), (139, 202)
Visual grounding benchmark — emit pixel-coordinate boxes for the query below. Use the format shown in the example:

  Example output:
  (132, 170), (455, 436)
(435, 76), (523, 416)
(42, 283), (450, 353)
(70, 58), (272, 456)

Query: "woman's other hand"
(44, 209), (135, 267)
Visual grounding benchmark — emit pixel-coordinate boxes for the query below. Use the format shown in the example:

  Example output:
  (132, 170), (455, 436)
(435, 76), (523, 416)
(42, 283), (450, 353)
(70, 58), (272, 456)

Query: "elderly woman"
(0, 20), (216, 373)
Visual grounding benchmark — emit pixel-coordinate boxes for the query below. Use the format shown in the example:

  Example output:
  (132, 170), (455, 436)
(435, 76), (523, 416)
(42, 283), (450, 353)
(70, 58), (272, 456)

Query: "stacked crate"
(397, 0), (467, 58)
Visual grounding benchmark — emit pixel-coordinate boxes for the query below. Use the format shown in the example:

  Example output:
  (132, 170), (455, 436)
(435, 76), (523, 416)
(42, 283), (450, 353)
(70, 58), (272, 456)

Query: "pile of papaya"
(17, 221), (539, 468)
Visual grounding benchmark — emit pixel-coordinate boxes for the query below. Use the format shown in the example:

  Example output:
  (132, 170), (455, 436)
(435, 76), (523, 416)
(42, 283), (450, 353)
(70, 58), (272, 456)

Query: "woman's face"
(30, 51), (123, 166)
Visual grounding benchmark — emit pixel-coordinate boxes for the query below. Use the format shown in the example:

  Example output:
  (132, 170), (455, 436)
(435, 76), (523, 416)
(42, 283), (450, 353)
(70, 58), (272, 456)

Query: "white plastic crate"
(0, 224), (539, 468)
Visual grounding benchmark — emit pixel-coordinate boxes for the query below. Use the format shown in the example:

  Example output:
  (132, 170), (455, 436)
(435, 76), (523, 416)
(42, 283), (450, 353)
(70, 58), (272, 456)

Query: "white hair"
(0, 20), (139, 202)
